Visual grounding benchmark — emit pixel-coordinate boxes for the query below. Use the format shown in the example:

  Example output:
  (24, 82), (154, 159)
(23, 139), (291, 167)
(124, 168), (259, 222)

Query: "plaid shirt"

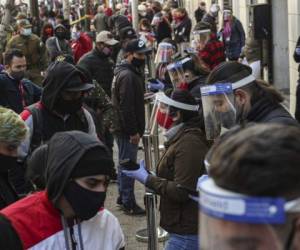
(199, 34), (226, 70)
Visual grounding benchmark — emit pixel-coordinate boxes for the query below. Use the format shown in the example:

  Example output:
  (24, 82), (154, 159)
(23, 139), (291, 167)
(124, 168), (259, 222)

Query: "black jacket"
(294, 36), (300, 73)
(77, 49), (115, 96)
(152, 12), (172, 44)
(0, 73), (41, 114)
(112, 62), (145, 136)
(0, 174), (18, 210)
(174, 15), (192, 43)
(246, 99), (298, 126)
(194, 8), (206, 23)
(24, 62), (92, 149)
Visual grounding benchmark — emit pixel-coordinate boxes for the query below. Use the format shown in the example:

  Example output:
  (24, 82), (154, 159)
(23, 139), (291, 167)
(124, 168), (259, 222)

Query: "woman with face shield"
(152, 39), (178, 91)
(198, 124), (300, 250)
(123, 89), (210, 250)
(193, 21), (225, 70)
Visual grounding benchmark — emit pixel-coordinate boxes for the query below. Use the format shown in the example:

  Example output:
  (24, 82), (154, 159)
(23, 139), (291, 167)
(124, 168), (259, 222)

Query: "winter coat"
(152, 12), (172, 44)
(0, 174), (18, 210)
(6, 34), (47, 85)
(222, 17), (245, 60)
(93, 12), (108, 33)
(0, 73), (41, 114)
(71, 33), (93, 63)
(1, 131), (125, 250)
(20, 61), (96, 155)
(146, 118), (209, 234)
(112, 62), (145, 136)
(174, 15), (192, 44)
(194, 8), (206, 23)
(77, 48), (115, 96)
(246, 98), (298, 126)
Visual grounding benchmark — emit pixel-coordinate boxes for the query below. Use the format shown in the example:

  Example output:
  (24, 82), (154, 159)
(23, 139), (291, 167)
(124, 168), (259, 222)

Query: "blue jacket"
(0, 73), (42, 113)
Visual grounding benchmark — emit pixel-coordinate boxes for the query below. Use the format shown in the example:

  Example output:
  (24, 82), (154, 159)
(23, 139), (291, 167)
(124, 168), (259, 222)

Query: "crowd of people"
(0, 0), (300, 249)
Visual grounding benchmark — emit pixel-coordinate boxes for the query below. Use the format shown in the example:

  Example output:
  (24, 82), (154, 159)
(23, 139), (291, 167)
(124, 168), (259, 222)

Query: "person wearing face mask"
(71, 25), (93, 64)
(0, 49), (42, 114)
(0, 107), (27, 210)
(123, 90), (209, 250)
(6, 19), (47, 86)
(112, 38), (151, 215)
(193, 21), (225, 70)
(46, 24), (73, 63)
(78, 30), (118, 97)
(221, 9), (245, 61)
(200, 61), (297, 140)
(19, 61), (96, 162)
(173, 8), (192, 56)
(1, 131), (125, 250)
(201, 3), (220, 33)
(41, 22), (54, 44)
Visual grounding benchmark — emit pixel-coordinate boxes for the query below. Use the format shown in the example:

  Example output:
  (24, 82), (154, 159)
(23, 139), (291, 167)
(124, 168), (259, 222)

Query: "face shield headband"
(150, 92), (199, 133)
(198, 175), (300, 225)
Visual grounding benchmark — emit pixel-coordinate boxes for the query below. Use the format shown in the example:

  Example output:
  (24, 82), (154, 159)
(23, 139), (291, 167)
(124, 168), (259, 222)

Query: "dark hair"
(175, 8), (187, 16)
(209, 124), (300, 199)
(139, 18), (151, 31)
(4, 49), (24, 65)
(152, 1), (162, 13)
(170, 89), (199, 123)
(206, 61), (284, 105)
(182, 55), (210, 76)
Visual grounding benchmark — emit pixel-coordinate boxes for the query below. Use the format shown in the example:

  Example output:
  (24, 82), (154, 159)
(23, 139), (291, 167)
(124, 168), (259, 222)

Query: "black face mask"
(218, 109), (236, 129)
(63, 181), (106, 220)
(0, 154), (18, 173)
(10, 70), (25, 81)
(132, 57), (145, 68)
(55, 32), (66, 40)
(55, 96), (83, 115)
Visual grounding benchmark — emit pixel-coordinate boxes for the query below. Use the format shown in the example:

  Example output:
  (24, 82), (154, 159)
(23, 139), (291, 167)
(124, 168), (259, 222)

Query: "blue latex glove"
(147, 79), (165, 91)
(122, 160), (149, 184)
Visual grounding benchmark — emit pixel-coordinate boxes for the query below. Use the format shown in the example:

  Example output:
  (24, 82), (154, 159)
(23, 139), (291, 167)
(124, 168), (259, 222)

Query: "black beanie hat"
(71, 146), (114, 178)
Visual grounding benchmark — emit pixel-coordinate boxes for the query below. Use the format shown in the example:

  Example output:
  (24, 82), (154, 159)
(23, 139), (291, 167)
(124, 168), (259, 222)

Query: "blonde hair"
(0, 107), (28, 145)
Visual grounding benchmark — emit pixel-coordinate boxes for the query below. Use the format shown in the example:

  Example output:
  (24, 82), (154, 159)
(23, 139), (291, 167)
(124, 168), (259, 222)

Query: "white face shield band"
(200, 75), (256, 140)
(197, 175), (300, 250)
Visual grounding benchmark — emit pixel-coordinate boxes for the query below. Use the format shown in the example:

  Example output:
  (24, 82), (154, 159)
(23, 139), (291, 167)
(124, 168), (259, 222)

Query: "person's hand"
(147, 79), (165, 91)
(122, 160), (149, 184)
(130, 133), (140, 145)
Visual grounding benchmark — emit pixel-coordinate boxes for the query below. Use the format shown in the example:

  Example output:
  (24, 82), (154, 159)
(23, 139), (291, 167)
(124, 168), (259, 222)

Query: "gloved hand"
(147, 79), (165, 91)
(122, 160), (149, 184)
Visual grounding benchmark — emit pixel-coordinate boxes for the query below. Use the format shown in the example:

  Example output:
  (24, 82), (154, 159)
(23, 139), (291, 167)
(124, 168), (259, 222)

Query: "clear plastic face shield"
(149, 92), (199, 134)
(193, 29), (211, 51)
(167, 61), (188, 90)
(197, 176), (300, 250)
(200, 75), (256, 140)
(154, 42), (175, 64)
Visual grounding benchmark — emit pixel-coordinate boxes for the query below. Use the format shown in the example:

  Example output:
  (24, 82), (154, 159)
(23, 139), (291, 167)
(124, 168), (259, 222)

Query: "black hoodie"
(112, 61), (145, 136)
(29, 61), (91, 144)
(46, 131), (105, 205)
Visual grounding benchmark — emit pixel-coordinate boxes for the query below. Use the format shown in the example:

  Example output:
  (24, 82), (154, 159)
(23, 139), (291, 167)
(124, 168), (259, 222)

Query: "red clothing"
(199, 34), (226, 70)
(71, 33), (93, 63)
(0, 192), (62, 249)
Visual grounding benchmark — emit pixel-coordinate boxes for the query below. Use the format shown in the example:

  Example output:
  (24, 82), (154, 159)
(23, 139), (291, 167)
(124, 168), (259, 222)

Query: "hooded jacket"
(112, 61), (145, 136)
(77, 48), (115, 97)
(46, 24), (73, 61)
(20, 61), (96, 156)
(1, 131), (125, 250)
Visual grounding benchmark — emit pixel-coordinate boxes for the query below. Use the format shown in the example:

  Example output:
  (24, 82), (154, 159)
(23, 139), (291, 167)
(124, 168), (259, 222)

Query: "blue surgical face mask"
(72, 31), (80, 41)
(21, 28), (32, 36)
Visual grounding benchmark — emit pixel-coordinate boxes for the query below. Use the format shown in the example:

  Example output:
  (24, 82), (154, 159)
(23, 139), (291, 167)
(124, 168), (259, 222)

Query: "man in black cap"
(112, 38), (151, 215)
(14, 62), (96, 194)
(1, 131), (125, 249)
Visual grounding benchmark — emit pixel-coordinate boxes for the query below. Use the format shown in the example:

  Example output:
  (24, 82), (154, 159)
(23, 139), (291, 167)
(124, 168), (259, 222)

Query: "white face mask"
(21, 28), (32, 36)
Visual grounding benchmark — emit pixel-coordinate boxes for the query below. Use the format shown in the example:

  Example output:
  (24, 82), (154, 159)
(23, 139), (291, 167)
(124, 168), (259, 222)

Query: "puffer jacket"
(146, 117), (209, 234)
